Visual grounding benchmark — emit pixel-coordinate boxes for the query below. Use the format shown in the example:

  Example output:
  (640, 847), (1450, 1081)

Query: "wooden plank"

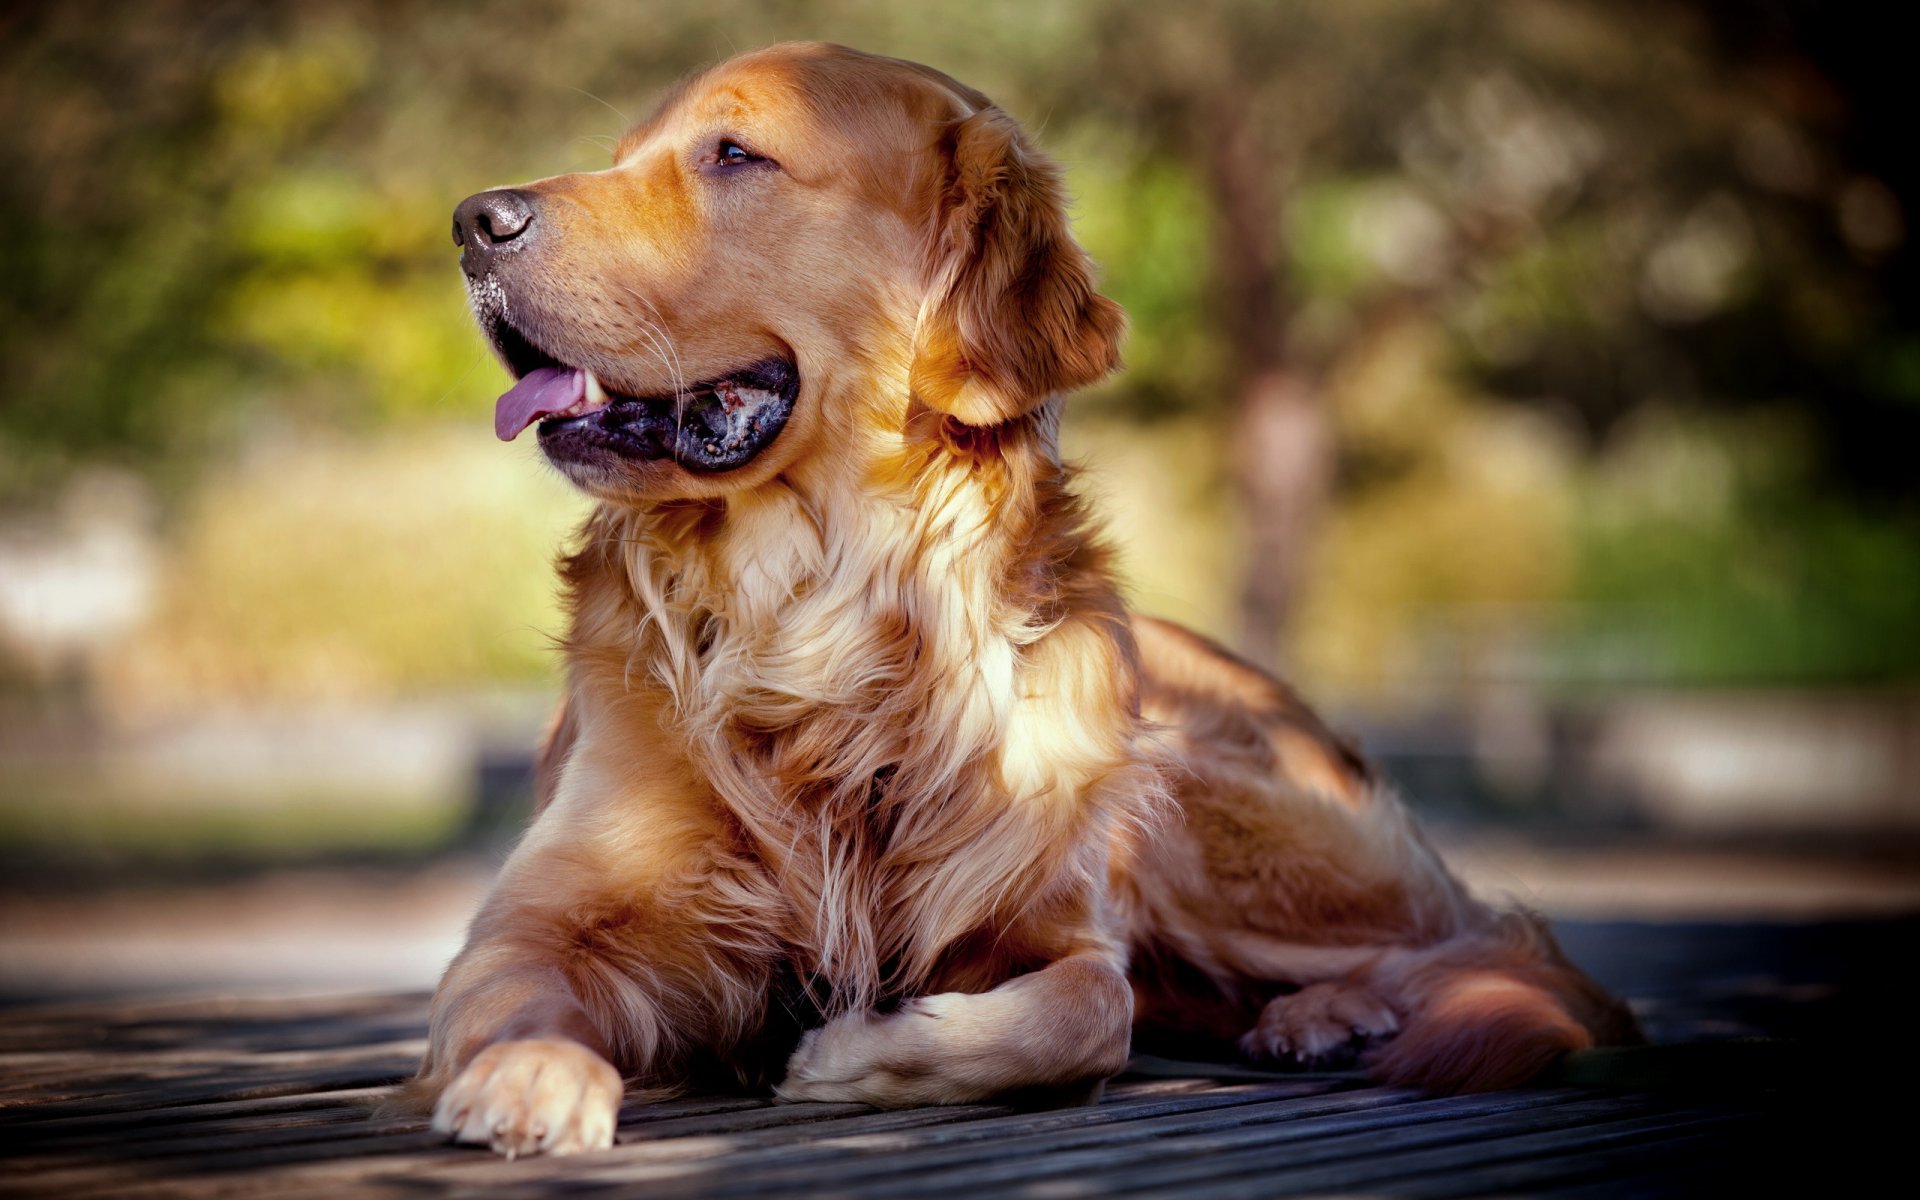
(0, 1014), (425, 1059)
(703, 1092), (1641, 1200)
(1523, 1160), (1719, 1199)
(412, 1089), (1429, 1198)
(471, 1084), (1377, 1195)
(0, 994), (429, 1053)
(31, 1104), (876, 1198)
(8, 1117), (431, 1188)
(1364, 1132), (1727, 1200)
(237, 1082), (1338, 1198)
(27, 1083), (1350, 1200)
(0, 983), (1775, 1200)
(0, 1039), (425, 1072)
(1157, 1110), (1749, 1199)
(408, 1104), (1038, 1195)
(0, 1042), (426, 1109)
(0, 1058), (415, 1121)
(10, 1086), (398, 1134)
(0, 1082), (1753, 1200)
(4, 1106), (385, 1169)
(34, 1130), (465, 1200)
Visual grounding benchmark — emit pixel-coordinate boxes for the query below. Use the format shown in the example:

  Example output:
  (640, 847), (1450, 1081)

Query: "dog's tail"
(1364, 909), (1641, 1094)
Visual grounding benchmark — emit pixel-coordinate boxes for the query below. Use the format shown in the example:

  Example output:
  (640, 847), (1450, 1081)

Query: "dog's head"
(455, 42), (1123, 504)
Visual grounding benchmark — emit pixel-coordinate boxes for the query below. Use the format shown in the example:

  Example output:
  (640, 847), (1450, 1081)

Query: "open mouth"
(488, 319), (797, 474)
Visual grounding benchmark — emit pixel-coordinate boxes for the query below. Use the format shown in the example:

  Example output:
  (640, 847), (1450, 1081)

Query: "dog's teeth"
(583, 370), (609, 410)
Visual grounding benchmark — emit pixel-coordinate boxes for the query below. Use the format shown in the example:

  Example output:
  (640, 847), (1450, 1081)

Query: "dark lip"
(536, 356), (796, 475)
(480, 310), (799, 475)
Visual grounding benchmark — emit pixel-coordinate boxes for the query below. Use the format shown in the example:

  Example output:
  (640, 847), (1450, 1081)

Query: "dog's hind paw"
(1240, 982), (1400, 1066)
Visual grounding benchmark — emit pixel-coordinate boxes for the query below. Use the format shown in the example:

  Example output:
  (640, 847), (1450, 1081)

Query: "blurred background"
(2, 0), (1916, 1005)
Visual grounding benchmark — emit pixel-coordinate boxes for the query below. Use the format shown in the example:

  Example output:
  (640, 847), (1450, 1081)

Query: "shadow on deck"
(1, 918), (1907, 1197)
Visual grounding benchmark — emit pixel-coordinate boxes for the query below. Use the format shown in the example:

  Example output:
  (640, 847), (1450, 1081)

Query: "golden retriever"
(415, 42), (1637, 1157)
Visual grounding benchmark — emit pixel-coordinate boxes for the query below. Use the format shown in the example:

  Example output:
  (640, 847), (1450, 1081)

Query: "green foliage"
(1571, 410), (1920, 684)
(1063, 141), (1226, 415)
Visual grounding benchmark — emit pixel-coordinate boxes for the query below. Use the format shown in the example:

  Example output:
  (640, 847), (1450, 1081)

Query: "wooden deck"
(0, 967), (1839, 1200)
(5, 915), (1899, 1196)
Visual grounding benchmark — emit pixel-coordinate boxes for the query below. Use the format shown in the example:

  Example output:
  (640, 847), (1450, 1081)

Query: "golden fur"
(415, 43), (1637, 1157)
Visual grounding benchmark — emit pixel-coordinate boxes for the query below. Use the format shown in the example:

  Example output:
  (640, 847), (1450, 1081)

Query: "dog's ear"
(911, 108), (1125, 426)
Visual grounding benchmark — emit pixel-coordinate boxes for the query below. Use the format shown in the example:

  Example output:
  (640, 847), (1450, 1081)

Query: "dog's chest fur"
(565, 448), (1142, 1010)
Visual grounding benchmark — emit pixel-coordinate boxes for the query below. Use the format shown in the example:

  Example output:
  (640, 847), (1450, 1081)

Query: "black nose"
(452, 189), (537, 266)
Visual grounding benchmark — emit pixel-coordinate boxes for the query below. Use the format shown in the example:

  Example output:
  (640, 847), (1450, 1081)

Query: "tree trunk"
(1233, 367), (1332, 671)
(1197, 99), (1336, 672)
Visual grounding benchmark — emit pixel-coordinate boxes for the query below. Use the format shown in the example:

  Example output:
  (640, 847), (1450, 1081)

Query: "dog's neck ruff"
(567, 411), (1151, 1011)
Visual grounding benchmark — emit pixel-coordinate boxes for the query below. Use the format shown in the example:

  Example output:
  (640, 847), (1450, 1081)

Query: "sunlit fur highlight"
(413, 42), (1637, 1157)
(559, 407), (1161, 1023)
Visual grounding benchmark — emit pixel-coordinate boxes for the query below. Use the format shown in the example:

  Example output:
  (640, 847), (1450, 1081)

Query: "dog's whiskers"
(613, 282), (693, 445)
(629, 288), (692, 439)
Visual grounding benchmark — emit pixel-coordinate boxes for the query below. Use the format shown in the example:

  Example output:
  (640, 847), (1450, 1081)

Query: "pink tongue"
(494, 367), (586, 441)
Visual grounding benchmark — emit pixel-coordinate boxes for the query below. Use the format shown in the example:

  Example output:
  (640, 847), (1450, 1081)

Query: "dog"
(416, 41), (1638, 1157)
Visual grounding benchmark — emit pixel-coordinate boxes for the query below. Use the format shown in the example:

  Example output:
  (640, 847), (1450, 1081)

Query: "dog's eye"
(716, 139), (761, 166)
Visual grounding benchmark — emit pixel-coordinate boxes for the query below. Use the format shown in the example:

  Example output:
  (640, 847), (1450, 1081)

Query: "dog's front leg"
(418, 942), (627, 1157)
(412, 699), (760, 1156)
(776, 953), (1132, 1106)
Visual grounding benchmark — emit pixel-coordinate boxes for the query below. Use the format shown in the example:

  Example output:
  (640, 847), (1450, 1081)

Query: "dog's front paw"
(1241, 982), (1399, 1065)
(774, 1009), (896, 1104)
(431, 1038), (622, 1158)
(776, 995), (962, 1106)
